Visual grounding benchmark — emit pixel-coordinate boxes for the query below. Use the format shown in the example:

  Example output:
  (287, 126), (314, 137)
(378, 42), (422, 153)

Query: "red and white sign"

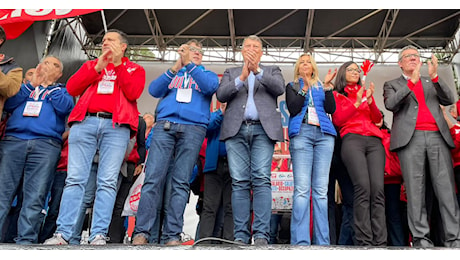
(0, 9), (101, 39)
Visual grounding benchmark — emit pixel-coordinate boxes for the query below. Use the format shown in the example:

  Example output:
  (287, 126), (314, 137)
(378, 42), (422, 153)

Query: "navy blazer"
(216, 65), (285, 142)
(383, 75), (455, 151)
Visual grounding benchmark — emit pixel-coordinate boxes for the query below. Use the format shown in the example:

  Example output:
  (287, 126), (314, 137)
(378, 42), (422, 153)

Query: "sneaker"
(132, 235), (148, 245)
(43, 233), (68, 245)
(253, 238), (268, 246)
(90, 235), (109, 245)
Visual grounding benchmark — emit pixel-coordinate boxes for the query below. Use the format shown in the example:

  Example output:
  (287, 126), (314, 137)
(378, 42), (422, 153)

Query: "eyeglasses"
(189, 46), (204, 55)
(401, 53), (420, 60)
(346, 68), (361, 73)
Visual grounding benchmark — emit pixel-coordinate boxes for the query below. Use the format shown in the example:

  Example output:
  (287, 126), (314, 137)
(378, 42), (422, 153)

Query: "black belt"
(244, 119), (261, 125)
(86, 112), (113, 119)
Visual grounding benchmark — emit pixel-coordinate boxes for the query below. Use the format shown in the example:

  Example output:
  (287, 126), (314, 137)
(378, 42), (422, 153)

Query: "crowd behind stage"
(1, 26), (460, 248)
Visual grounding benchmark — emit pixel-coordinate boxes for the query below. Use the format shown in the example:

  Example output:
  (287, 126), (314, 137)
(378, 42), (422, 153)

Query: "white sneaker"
(180, 232), (193, 243)
(43, 233), (68, 245)
(90, 234), (109, 245)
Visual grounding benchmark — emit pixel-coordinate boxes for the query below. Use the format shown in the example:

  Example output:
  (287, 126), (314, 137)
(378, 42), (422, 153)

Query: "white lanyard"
(33, 87), (46, 101)
(183, 72), (190, 88)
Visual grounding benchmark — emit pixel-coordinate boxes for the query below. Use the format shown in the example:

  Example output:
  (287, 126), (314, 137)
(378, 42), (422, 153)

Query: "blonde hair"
(293, 53), (320, 86)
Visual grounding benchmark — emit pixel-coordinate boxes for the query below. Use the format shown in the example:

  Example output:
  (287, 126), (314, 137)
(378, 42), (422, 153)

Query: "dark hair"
(0, 25), (6, 48)
(334, 61), (362, 96)
(106, 29), (129, 45)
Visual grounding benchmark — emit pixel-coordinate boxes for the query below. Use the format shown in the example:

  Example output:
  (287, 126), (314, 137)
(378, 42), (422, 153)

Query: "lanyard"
(183, 72), (190, 89)
(33, 87), (46, 101)
(308, 88), (314, 107)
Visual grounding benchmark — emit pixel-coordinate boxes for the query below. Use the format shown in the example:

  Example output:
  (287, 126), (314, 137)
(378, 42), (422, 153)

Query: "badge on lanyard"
(23, 101), (43, 117)
(97, 80), (115, 94)
(97, 68), (115, 94)
(176, 72), (192, 103)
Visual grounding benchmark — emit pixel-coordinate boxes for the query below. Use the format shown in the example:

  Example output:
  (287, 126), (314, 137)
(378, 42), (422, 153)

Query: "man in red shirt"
(383, 45), (460, 248)
(44, 29), (145, 245)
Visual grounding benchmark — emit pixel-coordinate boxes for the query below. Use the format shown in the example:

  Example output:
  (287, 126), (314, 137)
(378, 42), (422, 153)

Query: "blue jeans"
(269, 213), (282, 244)
(55, 117), (130, 242)
(133, 121), (206, 243)
(39, 170), (67, 243)
(225, 123), (274, 243)
(150, 164), (172, 244)
(289, 123), (335, 245)
(69, 162), (98, 245)
(0, 136), (61, 244)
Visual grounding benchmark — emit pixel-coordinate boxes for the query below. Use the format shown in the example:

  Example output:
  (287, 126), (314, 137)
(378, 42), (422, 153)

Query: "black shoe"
(412, 238), (434, 248)
(445, 239), (460, 248)
(254, 238), (268, 246)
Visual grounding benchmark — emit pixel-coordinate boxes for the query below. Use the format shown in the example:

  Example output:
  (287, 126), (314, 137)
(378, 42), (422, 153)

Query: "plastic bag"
(121, 170), (145, 217)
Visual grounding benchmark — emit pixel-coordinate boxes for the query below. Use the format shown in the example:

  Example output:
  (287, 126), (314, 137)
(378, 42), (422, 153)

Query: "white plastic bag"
(121, 170), (145, 216)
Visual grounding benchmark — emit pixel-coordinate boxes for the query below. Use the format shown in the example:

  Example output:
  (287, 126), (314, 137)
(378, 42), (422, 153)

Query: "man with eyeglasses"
(216, 35), (285, 245)
(383, 45), (460, 248)
(132, 39), (219, 245)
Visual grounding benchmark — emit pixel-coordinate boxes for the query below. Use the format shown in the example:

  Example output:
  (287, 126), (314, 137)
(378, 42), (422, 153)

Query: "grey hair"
(398, 45), (419, 61)
(40, 55), (64, 72)
(186, 39), (203, 48)
(242, 35), (262, 46)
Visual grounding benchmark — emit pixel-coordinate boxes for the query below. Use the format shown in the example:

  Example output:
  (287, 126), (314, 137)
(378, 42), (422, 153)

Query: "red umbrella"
(0, 9), (101, 39)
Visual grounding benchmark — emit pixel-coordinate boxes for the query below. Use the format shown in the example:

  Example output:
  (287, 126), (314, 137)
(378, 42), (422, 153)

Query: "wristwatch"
(255, 67), (262, 75)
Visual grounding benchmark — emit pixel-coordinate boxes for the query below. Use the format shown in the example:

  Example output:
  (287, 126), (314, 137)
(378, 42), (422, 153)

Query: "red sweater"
(332, 85), (383, 139)
(407, 78), (439, 131)
(56, 139), (68, 171)
(381, 129), (402, 184)
(450, 124), (460, 168)
(66, 57), (145, 137)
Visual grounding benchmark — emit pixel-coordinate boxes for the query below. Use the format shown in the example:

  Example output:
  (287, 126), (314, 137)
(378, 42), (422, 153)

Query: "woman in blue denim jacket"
(286, 53), (337, 245)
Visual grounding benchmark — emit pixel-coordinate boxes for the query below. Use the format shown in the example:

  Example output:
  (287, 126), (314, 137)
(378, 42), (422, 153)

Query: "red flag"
(0, 9), (101, 39)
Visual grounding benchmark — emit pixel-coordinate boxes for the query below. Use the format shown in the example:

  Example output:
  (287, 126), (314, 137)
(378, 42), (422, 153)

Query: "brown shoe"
(132, 235), (148, 245)
(165, 240), (181, 246)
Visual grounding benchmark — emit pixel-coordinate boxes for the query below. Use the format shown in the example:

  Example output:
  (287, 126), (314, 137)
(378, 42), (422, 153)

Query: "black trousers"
(198, 157), (234, 242)
(107, 162), (136, 243)
(341, 134), (387, 246)
(398, 130), (460, 247)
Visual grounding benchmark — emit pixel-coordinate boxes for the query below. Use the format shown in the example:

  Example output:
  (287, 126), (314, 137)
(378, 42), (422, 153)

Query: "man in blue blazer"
(216, 35), (285, 245)
(383, 45), (460, 248)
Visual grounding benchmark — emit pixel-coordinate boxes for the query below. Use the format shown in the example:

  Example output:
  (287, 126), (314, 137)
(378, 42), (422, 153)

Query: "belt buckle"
(95, 112), (111, 119)
(245, 119), (259, 125)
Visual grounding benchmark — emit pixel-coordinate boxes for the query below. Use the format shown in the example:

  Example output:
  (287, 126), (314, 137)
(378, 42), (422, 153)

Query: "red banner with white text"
(0, 9), (101, 39)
